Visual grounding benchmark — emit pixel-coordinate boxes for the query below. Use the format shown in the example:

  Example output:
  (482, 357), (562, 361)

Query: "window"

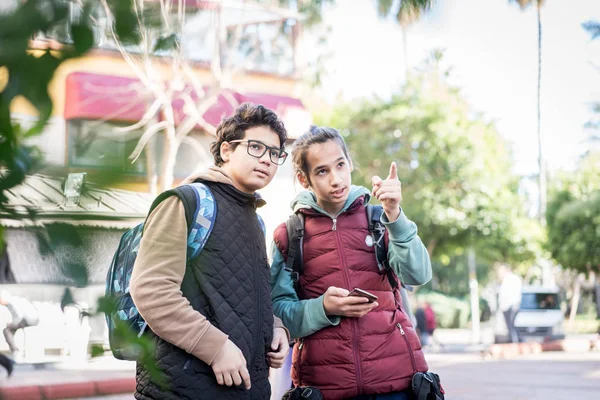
(182, 8), (296, 76)
(520, 293), (560, 310)
(68, 120), (146, 175)
(35, 0), (83, 43)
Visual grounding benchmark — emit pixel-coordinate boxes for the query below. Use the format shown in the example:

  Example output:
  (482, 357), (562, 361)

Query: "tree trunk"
(160, 106), (179, 192)
(536, 0), (546, 223)
(595, 273), (600, 322)
(468, 248), (480, 344)
(401, 23), (409, 78)
(145, 124), (158, 195)
(568, 279), (581, 330)
(426, 239), (437, 258)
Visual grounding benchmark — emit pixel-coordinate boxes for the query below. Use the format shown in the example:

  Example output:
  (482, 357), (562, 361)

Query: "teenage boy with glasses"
(130, 103), (291, 400)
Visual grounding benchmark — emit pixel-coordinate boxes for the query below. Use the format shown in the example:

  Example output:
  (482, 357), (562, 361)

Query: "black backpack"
(284, 204), (413, 297)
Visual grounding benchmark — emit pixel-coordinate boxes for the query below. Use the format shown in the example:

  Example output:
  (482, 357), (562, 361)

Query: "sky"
(316, 0), (600, 176)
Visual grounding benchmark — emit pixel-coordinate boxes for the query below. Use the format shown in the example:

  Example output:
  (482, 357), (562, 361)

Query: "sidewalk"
(1, 332), (597, 399)
(0, 356), (135, 400)
(427, 329), (600, 358)
(482, 333), (600, 359)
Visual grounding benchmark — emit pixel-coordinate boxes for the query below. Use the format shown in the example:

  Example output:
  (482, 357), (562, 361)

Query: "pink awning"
(64, 72), (311, 138)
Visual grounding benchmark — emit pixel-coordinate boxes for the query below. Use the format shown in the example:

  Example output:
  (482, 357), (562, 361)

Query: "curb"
(482, 337), (598, 360)
(0, 377), (135, 400)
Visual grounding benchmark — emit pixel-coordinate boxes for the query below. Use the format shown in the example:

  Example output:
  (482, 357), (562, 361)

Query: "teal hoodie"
(270, 185), (432, 339)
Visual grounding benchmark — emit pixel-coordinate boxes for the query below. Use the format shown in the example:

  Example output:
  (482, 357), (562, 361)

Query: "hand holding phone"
(323, 286), (379, 318)
(348, 288), (378, 303)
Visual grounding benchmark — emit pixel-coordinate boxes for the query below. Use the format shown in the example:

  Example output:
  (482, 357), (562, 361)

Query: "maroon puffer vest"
(274, 197), (428, 400)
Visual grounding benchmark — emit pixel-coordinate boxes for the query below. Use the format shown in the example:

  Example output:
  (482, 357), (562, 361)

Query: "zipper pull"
(397, 323), (405, 335)
(332, 218), (337, 231)
(298, 339), (304, 350)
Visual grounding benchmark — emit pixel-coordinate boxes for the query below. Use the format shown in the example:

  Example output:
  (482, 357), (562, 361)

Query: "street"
(426, 351), (600, 400)
(64, 349), (600, 399)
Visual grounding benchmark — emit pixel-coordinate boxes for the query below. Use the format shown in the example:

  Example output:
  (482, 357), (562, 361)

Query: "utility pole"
(468, 247), (481, 344)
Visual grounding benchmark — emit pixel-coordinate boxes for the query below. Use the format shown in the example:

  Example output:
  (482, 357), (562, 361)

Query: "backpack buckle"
(374, 225), (386, 245)
(291, 271), (300, 283)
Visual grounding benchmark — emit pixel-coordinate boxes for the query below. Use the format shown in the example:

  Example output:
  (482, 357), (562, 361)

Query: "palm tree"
(510, 0), (546, 222)
(376, 0), (436, 75)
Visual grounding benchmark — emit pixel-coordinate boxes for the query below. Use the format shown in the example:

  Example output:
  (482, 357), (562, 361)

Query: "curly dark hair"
(210, 103), (288, 166)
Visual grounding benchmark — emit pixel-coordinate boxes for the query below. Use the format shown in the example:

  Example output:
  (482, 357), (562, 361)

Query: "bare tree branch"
(115, 97), (164, 133)
(100, 0), (152, 88)
(129, 121), (169, 163)
(181, 135), (213, 163)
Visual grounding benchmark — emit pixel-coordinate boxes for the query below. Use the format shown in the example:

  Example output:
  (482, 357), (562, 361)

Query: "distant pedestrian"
(424, 302), (437, 337)
(415, 301), (430, 346)
(0, 290), (39, 356)
(0, 353), (14, 376)
(497, 265), (522, 343)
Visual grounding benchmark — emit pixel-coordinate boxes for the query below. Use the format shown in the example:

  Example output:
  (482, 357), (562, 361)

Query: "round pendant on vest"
(365, 235), (374, 247)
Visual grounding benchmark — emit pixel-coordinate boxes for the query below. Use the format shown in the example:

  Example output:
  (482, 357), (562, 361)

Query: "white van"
(514, 286), (565, 343)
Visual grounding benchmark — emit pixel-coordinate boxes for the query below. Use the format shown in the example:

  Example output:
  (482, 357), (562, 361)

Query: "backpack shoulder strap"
(366, 204), (399, 290)
(172, 182), (217, 261)
(284, 212), (305, 292)
(257, 214), (266, 237)
(366, 204), (389, 270)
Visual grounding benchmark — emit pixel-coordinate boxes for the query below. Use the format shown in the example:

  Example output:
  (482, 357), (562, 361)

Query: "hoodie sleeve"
(270, 243), (340, 339)
(382, 209), (432, 286)
(130, 196), (229, 365)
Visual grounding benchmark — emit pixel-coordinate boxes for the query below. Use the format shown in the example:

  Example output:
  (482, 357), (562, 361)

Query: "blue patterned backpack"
(105, 182), (265, 360)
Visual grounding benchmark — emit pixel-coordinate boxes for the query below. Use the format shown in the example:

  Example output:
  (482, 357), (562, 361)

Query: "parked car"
(514, 286), (565, 343)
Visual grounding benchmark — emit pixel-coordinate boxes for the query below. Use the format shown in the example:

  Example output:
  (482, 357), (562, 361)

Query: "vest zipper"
(333, 224), (363, 394)
(250, 209), (262, 370)
(397, 323), (417, 373)
(297, 338), (305, 386)
(331, 218), (337, 231)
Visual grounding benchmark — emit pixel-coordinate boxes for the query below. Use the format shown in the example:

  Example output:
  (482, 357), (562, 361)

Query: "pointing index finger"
(388, 162), (398, 180)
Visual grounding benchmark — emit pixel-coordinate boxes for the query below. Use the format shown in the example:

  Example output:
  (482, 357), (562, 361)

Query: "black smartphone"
(348, 288), (378, 303)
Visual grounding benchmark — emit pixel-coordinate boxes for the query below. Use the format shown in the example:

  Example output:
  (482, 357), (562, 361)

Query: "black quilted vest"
(135, 181), (274, 400)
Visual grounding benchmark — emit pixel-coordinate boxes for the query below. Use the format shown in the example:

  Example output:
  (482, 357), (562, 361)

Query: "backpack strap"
(284, 212), (305, 292)
(257, 214), (267, 237)
(184, 182), (217, 261)
(366, 204), (398, 290)
(366, 205), (388, 271)
(168, 182), (217, 261)
(366, 204), (416, 293)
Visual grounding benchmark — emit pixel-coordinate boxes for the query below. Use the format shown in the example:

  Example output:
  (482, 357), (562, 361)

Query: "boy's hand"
(267, 327), (289, 368)
(371, 161), (402, 222)
(211, 339), (251, 390)
(323, 286), (378, 318)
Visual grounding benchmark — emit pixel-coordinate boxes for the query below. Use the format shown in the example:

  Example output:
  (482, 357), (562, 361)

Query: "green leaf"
(63, 261), (89, 288)
(97, 296), (118, 315)
(107, 0), (141, 45)
(153, 33), (179, 53)
(71, 24), (95, 56)
(91, 344), (106, 358)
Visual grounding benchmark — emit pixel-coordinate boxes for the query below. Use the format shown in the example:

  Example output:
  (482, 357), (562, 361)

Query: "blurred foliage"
(0, 0), (161, 380)
(546, 152), (600, 275)
(583, 20), (600, 40)
(0, 0), (139, 208)
(275, 0), (334, 26)
(376, 0), (436, 27)
(415, 290), (490, 329)
(565, 314), (600, 335)
(509, 0), (545, 11)
(316, 51), (541, 285)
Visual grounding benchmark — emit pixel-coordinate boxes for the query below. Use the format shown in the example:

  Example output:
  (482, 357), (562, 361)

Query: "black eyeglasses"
(229, 139), (288, 165)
